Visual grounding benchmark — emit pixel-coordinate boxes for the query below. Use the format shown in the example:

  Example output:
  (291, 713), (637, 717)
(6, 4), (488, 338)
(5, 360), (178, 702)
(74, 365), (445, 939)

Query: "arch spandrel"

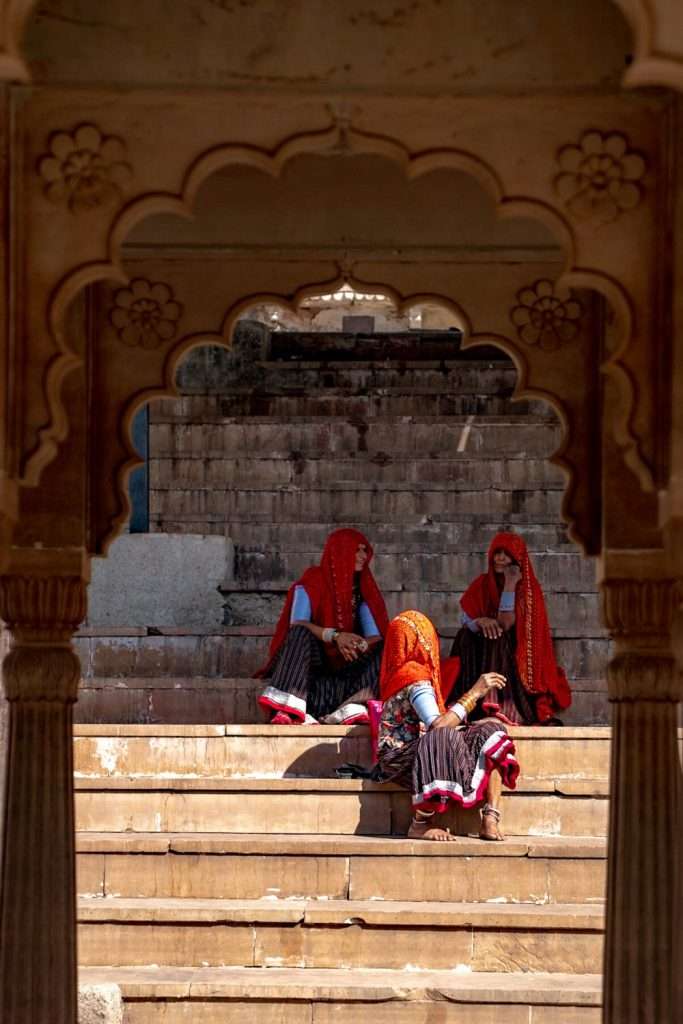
(10, 91), (665, 516)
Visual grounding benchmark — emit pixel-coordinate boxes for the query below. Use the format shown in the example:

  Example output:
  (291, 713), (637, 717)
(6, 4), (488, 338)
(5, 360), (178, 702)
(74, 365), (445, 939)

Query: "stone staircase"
(76, 722), (605, 1021)
(76, 335), (609, 726)
(75, 334), (610, 1018)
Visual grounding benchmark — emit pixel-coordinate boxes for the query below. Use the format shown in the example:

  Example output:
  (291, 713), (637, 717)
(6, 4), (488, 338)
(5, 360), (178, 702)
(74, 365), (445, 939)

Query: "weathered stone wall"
(87, 533), (234, 629)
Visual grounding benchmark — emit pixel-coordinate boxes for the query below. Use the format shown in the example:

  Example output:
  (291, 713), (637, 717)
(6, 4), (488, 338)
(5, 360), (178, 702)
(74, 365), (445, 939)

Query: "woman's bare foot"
(407, 818), (457, 842)
(479, 804), (504, 841)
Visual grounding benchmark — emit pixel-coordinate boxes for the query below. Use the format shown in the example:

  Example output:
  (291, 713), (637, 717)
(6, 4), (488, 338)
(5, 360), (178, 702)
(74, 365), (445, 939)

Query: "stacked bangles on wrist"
(460, 692), (478, 715)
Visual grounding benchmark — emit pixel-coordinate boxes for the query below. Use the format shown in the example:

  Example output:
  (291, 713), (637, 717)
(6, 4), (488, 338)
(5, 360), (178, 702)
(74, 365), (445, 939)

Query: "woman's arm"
(430, 672), (507, 729)
(290, 587), (366, 661)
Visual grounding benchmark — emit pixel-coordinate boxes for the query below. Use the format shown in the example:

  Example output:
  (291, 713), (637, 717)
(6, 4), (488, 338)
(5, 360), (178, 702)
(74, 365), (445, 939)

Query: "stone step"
(253, 362), (517, 392)
(226, 519), (575, 553)
(153, 485), (565, 523)
(222, 589), (603, 633)
(77, 896), (604, 973)
(195, 394), (546, 418)
(74, 627), (610, 684)
(74, 775), (610, 838)
(231, 550), (596, 592)
(79, 965), (602, 1023)
(73, 724), (612, 781)
(150, 416), (561, 459)
(75, 676), (609, 727)
(150, 456), (565, 491)
(76, 831), (607, 904)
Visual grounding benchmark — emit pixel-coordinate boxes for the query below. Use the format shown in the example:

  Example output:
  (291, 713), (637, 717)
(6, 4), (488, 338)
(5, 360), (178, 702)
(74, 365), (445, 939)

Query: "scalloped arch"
(31, 120), (645, 550)
(104, 269), (592, 554)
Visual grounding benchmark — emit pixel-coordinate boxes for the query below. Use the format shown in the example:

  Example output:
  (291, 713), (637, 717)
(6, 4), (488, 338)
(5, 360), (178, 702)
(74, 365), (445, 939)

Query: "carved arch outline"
(105, 268), (598, 557)
(35, 121), (643, 523)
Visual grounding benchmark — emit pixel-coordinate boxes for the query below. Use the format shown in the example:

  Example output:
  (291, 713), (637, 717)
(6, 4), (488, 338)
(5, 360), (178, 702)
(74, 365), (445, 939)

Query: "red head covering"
(380, 610), (446, 713)
(460, 531), (571, 715)
(257, 528), (389, 676)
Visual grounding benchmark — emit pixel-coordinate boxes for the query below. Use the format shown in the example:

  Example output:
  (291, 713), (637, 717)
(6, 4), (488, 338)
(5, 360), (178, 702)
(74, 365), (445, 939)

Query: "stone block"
(253, 922), (472, 971)
(348, 854), (549, 903)
(125, 1004), (311, 1024)
(77, 854), (105, 897)
(78, 983), (123, 1024)
(88, 533), (233, 629)
(314, 1005), (530, 1024)
(101, 853), (350, 900)
(78, 923), (254, 968)
(548, 859), (606, 904)
(472, 928), (602, 974)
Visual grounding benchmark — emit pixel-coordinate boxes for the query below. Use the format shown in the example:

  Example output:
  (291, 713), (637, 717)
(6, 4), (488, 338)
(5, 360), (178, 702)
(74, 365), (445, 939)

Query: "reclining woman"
(445, 531), (572, 726)
(377, 610), (519, 842)
(256, 528), (389, 725)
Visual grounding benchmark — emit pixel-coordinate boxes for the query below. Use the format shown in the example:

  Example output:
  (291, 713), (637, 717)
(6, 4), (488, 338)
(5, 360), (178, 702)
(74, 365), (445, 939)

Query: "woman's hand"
(466, 672), (507, 704)
(502, 564), (522, 590)
(477, 617), (503, 639)
(429, 710), (460, 731)
(334, 631), (367, 662)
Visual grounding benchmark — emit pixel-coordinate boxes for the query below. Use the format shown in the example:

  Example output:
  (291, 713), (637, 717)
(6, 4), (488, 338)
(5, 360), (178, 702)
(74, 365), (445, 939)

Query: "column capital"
(0, 548), (89, 702)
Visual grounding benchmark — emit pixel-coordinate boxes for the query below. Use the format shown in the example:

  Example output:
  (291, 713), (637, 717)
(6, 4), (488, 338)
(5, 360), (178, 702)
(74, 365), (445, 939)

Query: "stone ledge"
(73, 722), (612, 739)
(78, 966), (602, 1006)
(74, 831), (607, 858)
(72, 775), (611, 796)
(77, 896), (604, 931)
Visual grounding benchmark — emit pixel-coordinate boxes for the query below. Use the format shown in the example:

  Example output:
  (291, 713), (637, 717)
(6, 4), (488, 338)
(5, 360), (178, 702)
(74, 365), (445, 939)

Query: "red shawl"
(459, 531), (571, 716)
(256, 528), (388, 677)
(380, 610), (446, 713)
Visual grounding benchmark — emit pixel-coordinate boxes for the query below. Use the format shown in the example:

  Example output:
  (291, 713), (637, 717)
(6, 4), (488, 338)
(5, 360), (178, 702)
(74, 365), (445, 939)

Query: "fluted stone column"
(601, 569), (682, 1024)
(0, 559), (86, 1024)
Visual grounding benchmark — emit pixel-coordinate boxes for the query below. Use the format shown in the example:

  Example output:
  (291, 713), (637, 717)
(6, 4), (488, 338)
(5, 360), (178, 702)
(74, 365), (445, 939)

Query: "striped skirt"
(447, 627), (536, 725)
(378, 719), (519, 811)
(258, 625), (383, 723)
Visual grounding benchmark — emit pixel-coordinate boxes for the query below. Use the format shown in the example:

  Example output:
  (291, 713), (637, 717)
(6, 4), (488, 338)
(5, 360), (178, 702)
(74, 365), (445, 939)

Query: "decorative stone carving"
(0, 570), (87, 1023)
(554, 131), (646, 224)
(108, 279), (183, 349)
(38, 123), (132, 212)
(601, 577), (678, 640)
(509, 279), (584, 351)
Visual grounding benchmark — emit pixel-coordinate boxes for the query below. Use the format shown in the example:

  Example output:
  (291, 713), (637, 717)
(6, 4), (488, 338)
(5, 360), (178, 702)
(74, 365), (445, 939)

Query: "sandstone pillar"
(600, 555), (682, 1024)
(0, 550), (87, 1024)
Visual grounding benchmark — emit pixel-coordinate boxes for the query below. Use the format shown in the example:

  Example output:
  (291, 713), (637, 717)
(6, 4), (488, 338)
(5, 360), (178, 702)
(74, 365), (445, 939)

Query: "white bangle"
(451, 702), (468, 722)
(322, 627), (337, 644)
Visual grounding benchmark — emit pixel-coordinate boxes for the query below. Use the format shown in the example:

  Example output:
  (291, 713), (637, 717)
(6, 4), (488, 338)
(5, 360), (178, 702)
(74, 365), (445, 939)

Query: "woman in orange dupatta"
(377, 610), (519, 842)
(444, 532), (572, 725)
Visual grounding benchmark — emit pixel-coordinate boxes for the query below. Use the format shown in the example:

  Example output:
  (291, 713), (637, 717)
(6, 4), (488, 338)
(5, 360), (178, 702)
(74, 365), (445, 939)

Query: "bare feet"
(479, 805), (505, 842)
(407, 819), (457, 842)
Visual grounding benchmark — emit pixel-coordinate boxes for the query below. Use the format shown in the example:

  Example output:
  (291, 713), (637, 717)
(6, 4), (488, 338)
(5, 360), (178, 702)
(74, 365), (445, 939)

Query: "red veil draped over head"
(380, 610), (446, 713)
(256, 528), (389, 677)
(459, 531), (571, 719)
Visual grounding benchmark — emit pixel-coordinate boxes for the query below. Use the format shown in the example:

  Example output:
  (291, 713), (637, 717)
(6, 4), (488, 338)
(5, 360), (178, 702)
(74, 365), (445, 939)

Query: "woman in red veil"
(256, 528), (389, 725)
(443, 531), (572, 725)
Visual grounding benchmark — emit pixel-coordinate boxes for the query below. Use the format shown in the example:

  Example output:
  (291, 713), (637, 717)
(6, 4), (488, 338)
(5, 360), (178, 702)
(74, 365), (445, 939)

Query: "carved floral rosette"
(108, 279), (183, 349)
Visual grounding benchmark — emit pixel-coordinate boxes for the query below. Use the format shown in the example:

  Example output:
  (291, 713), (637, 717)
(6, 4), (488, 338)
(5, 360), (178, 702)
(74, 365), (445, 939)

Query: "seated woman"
(445, 531), (571, 725)
(377, 610), (519, 841)
(256, 528), (389, 725)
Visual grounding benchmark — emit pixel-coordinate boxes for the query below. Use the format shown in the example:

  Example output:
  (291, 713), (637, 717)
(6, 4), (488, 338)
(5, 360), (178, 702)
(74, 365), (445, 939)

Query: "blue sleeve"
(358, 602), (381, 638)
(462, 609), (480, 632)
(290, 586), (312, 623)
(498, 591), (515, 612)
(408, 682), (441, 726)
